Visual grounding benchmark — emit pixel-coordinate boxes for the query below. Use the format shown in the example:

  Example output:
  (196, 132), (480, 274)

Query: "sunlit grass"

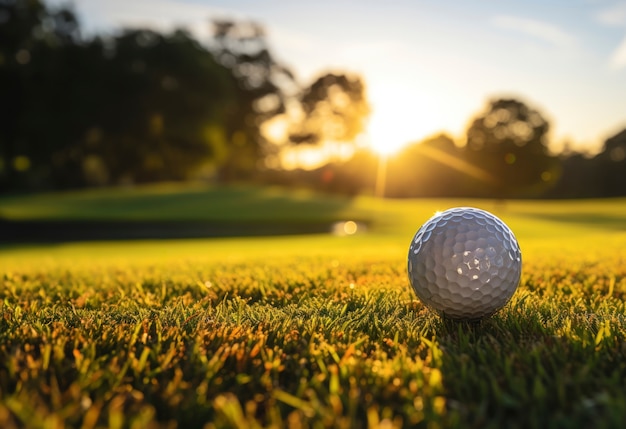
(1, 187), (625, 427)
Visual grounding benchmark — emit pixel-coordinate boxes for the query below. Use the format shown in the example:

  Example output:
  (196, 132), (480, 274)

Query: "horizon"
(47, 0), (626, 155)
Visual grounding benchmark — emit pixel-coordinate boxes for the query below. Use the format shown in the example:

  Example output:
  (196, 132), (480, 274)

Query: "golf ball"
(407, 207), (521, 320)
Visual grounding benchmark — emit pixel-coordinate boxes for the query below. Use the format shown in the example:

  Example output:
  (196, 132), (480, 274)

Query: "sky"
(47, 0), (626, 155)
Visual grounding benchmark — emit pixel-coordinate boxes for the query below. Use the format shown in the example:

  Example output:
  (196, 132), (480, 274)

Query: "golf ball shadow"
(407, 207), (522, 321)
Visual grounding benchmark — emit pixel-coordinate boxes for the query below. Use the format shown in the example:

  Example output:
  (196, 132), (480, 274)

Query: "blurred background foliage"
(1, 0), (625, 198)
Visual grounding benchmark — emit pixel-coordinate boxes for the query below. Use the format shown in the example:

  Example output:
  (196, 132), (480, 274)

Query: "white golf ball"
(407, 207), (522, 320)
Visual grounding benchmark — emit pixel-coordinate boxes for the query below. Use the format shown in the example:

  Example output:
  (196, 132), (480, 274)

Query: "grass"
(0, 184), (366, 223)
(1, 185), (626, 428)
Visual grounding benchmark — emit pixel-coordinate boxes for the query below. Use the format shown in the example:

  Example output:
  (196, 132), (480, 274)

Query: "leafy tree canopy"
(464, 98), (559, 197)
(289, 73), (370, 145)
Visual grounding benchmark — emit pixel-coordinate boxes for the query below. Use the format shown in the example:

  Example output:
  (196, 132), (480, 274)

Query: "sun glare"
(280, 142), (355, 170)
(366, 86), (437, 156)
(368, 120), (409, 155)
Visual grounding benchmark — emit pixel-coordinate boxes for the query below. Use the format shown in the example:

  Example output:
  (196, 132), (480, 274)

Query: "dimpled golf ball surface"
(407, 207), (521, 320)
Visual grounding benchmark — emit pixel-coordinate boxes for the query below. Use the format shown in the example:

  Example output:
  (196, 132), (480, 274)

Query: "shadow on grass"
(0, 185), (370, 243)
(0, 218), (340, 243)
(428, 309), (626, 427)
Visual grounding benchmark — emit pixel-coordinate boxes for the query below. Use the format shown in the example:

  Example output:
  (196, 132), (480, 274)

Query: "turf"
(1, 185), (625, 428)
(0, 184), (365, 223)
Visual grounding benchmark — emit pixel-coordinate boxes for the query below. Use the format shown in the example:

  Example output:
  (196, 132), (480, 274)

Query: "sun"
(368, 114), (414, 155)
(366, 94), (423, 156)
(365, 81), (444, 156)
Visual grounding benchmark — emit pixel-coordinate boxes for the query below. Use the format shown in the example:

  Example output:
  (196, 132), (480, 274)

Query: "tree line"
(1, 0), (624, 198)
(265, 98), (626, 199)
(0, 0), (368, 191)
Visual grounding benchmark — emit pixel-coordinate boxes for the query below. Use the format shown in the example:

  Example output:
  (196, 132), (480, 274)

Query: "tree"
(1, 7), (370, 190)
(70, 28), (238, 185)
(209, 20), (296, 181)
(543, 152), (598, 198)
(289, 73), (370, 145)
(210, 21), (370, 176)
(0, 0), (81, 189)
(464, 98), (559, 198)
(594, 128), (626, 197)
(0, 1), (241, 189)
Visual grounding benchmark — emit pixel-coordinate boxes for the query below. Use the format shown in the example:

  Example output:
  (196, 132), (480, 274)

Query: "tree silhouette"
(464, 98), (559, 197)
(1, 6), (372, 190)
(75, 28), (238, 185)
(595, 128), (626, 196)
(289, 73), (370, 145)
(0, 0), (82, 189)
(210, 21), (370, 174)
(210, 19), (296, 181)
(1, 2), (244, 189)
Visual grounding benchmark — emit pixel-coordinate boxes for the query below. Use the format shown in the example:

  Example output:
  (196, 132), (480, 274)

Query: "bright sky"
(49, 0), (626, 155)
